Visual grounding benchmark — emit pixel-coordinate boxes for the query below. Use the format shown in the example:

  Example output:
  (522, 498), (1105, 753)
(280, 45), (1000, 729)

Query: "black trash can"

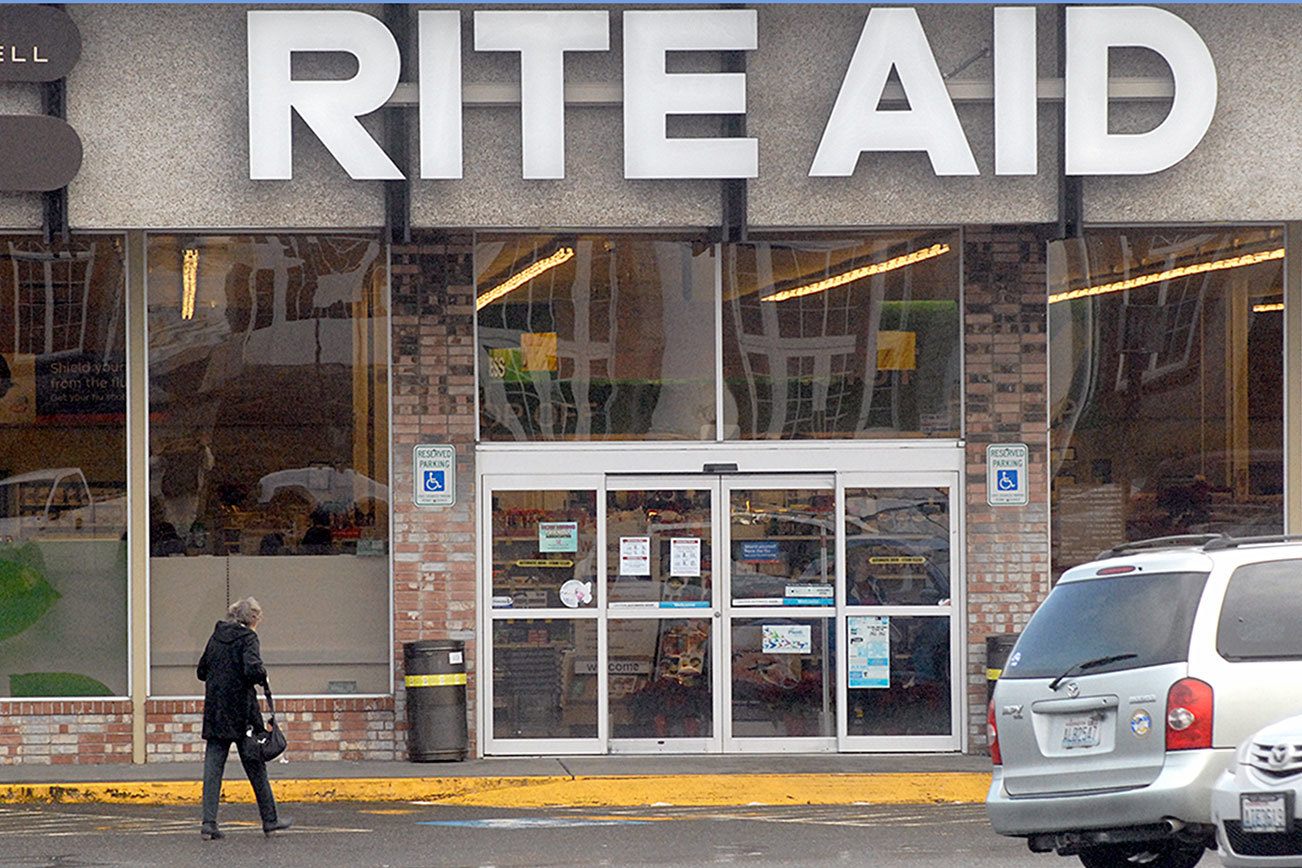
(404, 640), (468, 762)
(986, 633), (1020, 703)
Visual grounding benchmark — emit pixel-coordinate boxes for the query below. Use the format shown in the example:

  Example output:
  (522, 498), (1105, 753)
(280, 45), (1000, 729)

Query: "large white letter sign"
(623, 10), (758, 180)
(1065, 6), (1216, 175)
(248, 11), (401, 180)
(811, 9), (977, 177)
(994, 7), (1037, 176)
(475, 11), (609, 179)
(419, 11), (462, 180)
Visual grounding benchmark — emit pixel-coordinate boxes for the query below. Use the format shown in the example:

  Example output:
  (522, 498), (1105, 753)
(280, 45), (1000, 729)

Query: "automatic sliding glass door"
(837, 475), (961, 751)
(723, 476), (838, 752)
(606, 478), (721, 753)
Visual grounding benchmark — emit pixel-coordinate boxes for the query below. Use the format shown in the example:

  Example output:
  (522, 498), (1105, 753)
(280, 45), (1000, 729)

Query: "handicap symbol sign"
(423, 470), (446, 493)
(996, 469), (1019, 491)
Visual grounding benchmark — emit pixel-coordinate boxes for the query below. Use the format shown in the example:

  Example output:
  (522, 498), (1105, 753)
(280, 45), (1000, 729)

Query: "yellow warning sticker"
(868, 556), (926, 565)
(516, 560), (574, 568)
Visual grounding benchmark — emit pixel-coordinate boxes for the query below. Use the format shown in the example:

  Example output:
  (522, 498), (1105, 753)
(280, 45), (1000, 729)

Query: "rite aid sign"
(247, 6), (1218, 181)
(987, 444), (1029, 507)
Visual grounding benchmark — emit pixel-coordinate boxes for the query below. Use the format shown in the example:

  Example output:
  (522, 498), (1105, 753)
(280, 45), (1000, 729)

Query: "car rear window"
(1218, 560), (1302, 660)
(1002, 571), (1209, 679)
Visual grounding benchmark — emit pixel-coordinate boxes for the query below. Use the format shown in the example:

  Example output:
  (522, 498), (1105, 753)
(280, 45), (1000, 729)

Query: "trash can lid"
(404, 639), (464, 656)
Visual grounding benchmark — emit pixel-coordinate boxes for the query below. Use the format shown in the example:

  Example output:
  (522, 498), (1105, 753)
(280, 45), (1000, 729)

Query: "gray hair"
(226, 597), (262, 627)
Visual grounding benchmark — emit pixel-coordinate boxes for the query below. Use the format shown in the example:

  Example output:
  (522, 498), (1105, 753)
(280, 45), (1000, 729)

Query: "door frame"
(476, 442), (967, 756)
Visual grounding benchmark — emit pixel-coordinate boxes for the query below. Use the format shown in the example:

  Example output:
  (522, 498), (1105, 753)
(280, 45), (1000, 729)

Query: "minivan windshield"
(1002, 572), (1209, 679)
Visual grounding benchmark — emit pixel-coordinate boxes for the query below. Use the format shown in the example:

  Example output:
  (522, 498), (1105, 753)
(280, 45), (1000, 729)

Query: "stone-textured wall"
(962, 225), (1053, 749)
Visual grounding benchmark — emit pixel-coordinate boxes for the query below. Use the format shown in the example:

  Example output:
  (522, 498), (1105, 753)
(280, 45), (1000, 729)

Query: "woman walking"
(197, 597), (292, 840)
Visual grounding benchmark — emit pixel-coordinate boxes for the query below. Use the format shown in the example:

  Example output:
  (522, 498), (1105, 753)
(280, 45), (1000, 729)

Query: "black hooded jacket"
(196, 620), (267, 741)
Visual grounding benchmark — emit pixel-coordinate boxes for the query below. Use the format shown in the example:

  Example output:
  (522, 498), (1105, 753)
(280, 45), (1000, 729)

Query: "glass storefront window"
(722, 233), (961, 439)
(730, 617), (834, 738)
(730, 488), (835, 606)
(0, 236), (127, 697)
(844, 488), (950, 606)
(492, 618), (598, 739)
(146, 235), (389, 696)
(1049, 228), (1284, 576)
(846, 615), (950, 736)
(607, 489), (711, 608)
(608, 619), (712, 739)
(476, 235), (717, 441)
(491, 490), (597, 610)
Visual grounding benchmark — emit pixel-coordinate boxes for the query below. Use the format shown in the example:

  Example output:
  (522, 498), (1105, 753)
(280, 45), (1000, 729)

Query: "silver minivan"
(986, 536), (1302, 868)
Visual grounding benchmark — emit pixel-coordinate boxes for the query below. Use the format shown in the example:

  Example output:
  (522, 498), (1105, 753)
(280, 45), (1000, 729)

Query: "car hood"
(1248, 713), (1302, 745)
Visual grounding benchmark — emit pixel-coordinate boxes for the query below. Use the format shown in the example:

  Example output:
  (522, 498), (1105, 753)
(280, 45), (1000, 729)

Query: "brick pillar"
(390, 237), (480, 757)
(963, 225), (1053, 750)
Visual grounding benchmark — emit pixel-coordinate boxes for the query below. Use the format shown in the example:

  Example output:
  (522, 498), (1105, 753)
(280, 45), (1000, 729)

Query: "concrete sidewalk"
(0, 754), (994, 808)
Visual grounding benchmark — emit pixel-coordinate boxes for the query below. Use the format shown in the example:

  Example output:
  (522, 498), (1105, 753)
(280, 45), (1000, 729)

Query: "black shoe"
(263, 817), (293, 836)
(200, 825), (225, 840)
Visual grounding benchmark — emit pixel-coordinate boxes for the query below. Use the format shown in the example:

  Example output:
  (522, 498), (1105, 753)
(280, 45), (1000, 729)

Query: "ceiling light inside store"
(1048, 247), (1285, 305)
(476, 247), (575, 311)
(760, 243), (951, 303)
(181, 248), (199, 320)
(1253, 302), (1285, 312)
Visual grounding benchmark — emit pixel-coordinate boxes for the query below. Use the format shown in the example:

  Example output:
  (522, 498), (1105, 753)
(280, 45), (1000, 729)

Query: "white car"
(1212, 713), (1302, 866)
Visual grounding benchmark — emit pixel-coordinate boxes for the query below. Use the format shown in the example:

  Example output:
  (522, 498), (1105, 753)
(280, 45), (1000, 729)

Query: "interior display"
(146, 234), (389, 696)
(1050, 228), (1284, 576)
(492, 490), (597, 609)
(492, 618), (598, 740)
(0, 235), (128, 697)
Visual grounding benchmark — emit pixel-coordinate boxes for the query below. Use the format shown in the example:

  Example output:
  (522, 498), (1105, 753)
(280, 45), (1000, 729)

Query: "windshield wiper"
(1048, 653), (1139, 691)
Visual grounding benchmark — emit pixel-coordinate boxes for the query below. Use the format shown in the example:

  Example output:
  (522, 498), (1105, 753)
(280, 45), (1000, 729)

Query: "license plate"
(1241, 793), (1289, 834)
(1062, 716), (1101, 750)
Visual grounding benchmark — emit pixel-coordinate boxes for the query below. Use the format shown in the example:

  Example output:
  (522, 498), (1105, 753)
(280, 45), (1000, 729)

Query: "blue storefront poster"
(848, 615), (890, 688)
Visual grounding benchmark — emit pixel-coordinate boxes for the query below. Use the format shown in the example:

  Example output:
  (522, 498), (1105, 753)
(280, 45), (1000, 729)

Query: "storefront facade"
(0, 4), (1294, 762)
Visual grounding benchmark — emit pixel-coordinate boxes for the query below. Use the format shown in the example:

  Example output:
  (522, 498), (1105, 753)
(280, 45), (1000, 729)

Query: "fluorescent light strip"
(181, 248), (199, 320)
(1253, 302), (1285, 313)
(1048, 247), (1285, 305)
(760, 243), (951, 303)
(475, 247), (575, 311)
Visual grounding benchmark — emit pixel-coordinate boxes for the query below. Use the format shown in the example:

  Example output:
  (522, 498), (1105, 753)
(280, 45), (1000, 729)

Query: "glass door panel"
(606, 477), (721, 753)
(608, 618), (713, 740)
(607, 487), (713, 610)
(844, 487), (951, 606)
(483, 479), (604, 755)
(729, 616), (835, 739)
(838, 477), (961, 751)
(729, 487), (836, 608)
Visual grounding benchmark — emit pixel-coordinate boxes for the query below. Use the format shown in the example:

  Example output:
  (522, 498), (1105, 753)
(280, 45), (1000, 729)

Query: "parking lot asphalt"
(0, 799), (1204, 867)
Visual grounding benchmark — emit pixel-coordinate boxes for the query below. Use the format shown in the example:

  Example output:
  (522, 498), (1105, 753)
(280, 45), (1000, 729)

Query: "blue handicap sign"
(422, 470), (446, 493)
(996, 469), (1019, 491)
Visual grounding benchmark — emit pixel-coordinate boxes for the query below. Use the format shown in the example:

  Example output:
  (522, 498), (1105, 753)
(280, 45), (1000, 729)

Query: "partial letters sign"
(0, 6), (83, 192)
(987, 443), (1029, 507)
(246, 6), (1218, 183)
(413, 444), (456, 508)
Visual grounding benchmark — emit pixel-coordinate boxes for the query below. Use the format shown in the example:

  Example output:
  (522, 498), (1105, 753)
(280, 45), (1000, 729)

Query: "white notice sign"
(412, 444), (455, 508)
(987, 443), (1029, 506)
(620, 536), (651, 576)
(669, 538), (701, 578)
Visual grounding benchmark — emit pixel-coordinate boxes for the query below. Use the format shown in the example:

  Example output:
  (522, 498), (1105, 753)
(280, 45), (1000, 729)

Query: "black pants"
(201, 737), (278, 827)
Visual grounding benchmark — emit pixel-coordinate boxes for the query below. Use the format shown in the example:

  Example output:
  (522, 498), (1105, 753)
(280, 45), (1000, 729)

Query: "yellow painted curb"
(0, 773), (991, 808)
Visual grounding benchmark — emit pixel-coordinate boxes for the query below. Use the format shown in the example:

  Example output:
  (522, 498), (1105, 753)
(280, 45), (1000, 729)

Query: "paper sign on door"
(669, 537), (701, 578)
(620, 536), (651, 576)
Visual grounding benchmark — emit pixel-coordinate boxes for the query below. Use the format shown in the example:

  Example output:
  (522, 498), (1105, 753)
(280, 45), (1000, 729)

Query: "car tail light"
(988, 698), (1002, 765)
(1165, 677), (1214, 751)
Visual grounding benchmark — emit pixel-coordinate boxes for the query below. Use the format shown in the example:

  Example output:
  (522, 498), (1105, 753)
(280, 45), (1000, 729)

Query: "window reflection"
(844, 488), (950, 606)
(609, 619), (712, 739)
(147, 235), (389, 696)
(730, 489), (835, 606)
(493, 619), (598, 739)
(1049, 229), (1284, 576)
(0, 236), (127, 697)
(723, 234), (960, 439)
(476, 235), (717, 441)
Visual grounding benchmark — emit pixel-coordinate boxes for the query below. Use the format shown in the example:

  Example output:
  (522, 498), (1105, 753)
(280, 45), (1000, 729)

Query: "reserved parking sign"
(986, 443), (1029, 506)
(413, 444), (456, 508)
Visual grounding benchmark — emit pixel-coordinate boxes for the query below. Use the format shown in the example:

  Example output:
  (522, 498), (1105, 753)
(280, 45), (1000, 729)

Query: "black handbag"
(243, 683), (287, 762)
